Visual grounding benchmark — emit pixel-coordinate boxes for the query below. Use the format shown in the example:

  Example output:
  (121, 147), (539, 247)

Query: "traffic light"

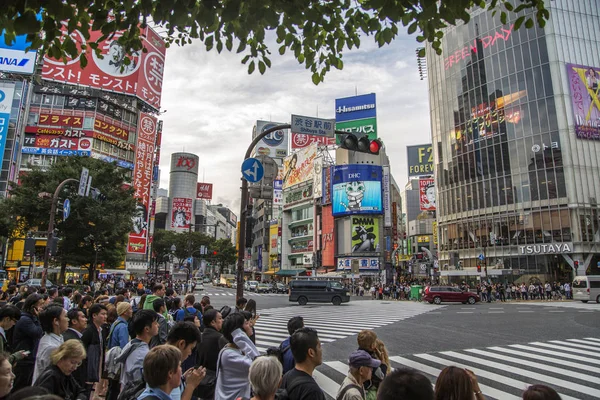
(339, 134), (382, 155)
(477, 264), (481, 272)
(90, 188), (107, 202)
(212, 251), (218, 256)
(245, 217), (255, 248)
(574, 260), (579, 268)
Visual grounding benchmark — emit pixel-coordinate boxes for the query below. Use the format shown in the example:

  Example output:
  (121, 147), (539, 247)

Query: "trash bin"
(410, 285), (423, 301)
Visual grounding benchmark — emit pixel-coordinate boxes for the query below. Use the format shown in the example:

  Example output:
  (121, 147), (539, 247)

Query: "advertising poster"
(171, 197), (192, 229)
(291, 133), (335, 149)
(337, 257), (380, 271)
(321, 205), (335, 268)
(332, 165), (383, 216)
(567, 63), (600, 140)
(282, 144), (317, 189)
(313, 156), (323, 199)
(0, 18), (39, 74)
(419, 178), (436, 211)
(127, 112), (157, 254)
(407, 144), (433, 177)
(196, 182), (213, 200)
(42, 25), (166, 109)
(253, 120), (288, 159)
(269, 221), (278, 269)
(273, 179), (283, 206)
(351, 216), (380, 253)
(0, 83), (16, 167)
(335, 93), (377, 144)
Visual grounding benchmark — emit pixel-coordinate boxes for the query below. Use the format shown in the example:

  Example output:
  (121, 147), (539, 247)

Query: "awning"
(262, 270), (279, 275)
(275, 269), (305, 276)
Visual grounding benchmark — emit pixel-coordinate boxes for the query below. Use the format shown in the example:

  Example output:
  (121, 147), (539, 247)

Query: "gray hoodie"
(115, 338), (148, 390)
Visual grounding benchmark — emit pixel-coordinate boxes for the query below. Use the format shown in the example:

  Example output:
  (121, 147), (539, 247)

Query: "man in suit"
(63, 307), (88, 388)
(82, 304), (107, 399)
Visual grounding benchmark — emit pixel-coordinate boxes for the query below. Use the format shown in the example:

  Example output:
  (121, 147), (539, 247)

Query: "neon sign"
(444, 25), (514, 70)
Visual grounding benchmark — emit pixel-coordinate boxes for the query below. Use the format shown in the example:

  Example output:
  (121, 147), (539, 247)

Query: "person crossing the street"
(336, 350), (381, 400)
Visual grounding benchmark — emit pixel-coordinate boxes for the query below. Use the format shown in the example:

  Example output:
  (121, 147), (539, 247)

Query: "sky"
(158, 29), (432, 217)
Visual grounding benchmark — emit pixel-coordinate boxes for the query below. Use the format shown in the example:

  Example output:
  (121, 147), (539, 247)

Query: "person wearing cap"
(336, 350), (381, 400)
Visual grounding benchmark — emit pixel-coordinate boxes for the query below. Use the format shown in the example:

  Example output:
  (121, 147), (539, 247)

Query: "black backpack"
(266, 342), (291, 369)
(117, 377), (146, 400)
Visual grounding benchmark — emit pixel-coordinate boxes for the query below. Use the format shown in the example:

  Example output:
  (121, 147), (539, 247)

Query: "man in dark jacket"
(81, 304), (107, 398)
(280, 316), (304, 374)
(196, 309), (227, 372)
(62, 309), (87, 389)
(12, 293), (44, 391)
(149, 298), (168, 348)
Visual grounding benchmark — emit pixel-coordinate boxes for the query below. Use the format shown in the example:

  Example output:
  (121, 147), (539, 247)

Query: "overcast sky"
(158, 29), (431, 216)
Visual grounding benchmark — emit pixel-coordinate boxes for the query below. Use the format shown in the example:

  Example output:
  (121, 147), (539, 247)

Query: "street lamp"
(167, 244), (176, 278)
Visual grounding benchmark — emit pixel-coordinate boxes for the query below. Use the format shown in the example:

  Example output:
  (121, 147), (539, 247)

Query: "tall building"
(427, 1), (600, 283)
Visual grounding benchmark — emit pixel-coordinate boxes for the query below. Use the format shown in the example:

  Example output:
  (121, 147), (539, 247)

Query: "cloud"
(158, 31), (432, 217)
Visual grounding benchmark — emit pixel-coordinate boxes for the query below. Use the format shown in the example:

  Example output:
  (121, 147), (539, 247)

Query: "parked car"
(256, 283), (271, 293)
(423, 286), (480, 305)
(274, 283), (288, 293)
(18, 279), (55, 289)
(248, 281), (259, 292)
(194, 282), (204, 291)
(243, 281), (250, 291)
(203, 277), (211, 284)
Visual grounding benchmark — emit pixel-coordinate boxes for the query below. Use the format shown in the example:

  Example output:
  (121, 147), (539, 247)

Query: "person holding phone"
(12, 294), (45, 391)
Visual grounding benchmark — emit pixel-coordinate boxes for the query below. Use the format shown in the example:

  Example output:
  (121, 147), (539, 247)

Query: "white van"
(572, 276), (600, 303)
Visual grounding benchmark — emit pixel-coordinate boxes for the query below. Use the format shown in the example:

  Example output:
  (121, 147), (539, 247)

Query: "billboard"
(332, 165), (383, 216)
(335, 93), (377, 144)
(253, 120), (288, 159)
(321, 205), (335, 268)
(291, 133), (335, 149)
(273, 179), (283, 206)
(0, 84), (15, 167)
(313, 155), (323, 199)
(337, 257), (380, 271)
(419, 178), (436, 211)
(567, 63), (600, 140)
(171, 197), (193, 229)
(127, 112), (157, 254)
(0, 22), (38, 74)
(351, 216), (380, 253)
(282, 144), (317, 189)
(41, 25), (166, 109)
(196, 182), (213, 200)
(407, 144), (433, 177)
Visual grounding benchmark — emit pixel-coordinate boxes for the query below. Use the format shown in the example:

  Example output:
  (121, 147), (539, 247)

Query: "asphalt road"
(194, 285), (600, 400)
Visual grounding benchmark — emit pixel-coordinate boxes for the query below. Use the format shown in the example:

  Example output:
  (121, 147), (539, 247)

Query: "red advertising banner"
(419, 178), (436, 211)
(196, 183), (213, 200)
(35, 135), (79, 150)
(92, 132), (134, 151)
(38, 113), (84, 128)
(41, 25), (166, 109)
(291, 133), (335, 149)
(171, 197), (192, 230)
(321, 205), (335, 268)
(94, 118), (129, 140)
(127, 113), (157, 254)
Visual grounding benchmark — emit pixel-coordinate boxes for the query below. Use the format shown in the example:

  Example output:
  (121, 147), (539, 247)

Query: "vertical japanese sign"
(382, 166), (391, 227)
(171, 198), (192, 230)
(567, 63), (600, 140)
(321, 205), (335, 268)
(0, 84), (15, 169)
(127, 113), (157, 254)
(419, 178), (436, 211)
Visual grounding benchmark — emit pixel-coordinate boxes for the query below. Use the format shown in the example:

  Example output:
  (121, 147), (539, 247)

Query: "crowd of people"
(0, 278), (565, 400)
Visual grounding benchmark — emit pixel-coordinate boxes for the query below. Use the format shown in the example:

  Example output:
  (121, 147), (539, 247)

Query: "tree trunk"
(58, 261), (67, 285)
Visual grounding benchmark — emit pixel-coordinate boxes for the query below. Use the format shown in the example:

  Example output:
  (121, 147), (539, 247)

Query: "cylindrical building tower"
(168, 152), (199, 232)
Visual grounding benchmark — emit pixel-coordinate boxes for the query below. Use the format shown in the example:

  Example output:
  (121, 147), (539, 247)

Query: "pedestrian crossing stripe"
(315, 337), (600, 400)
(253, 302), (444, 352)
(199, 292), (288, 296)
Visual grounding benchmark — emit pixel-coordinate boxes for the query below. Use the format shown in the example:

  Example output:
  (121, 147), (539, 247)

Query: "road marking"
(586, 337), (600, 343)
(578, 310), (595, 312)
(489, 345), (600, 374)
(461, 307), (476, 309)
(488, 311), (505, 313)
(490, 307), (504, 310)
(529, 342), (600, 357)
(313, 369), (341, 399)
(549, 310), (565, 312)
(456, 311), (473, 314)
(510, 344), (600, 365)
(548, 340), (600, 351)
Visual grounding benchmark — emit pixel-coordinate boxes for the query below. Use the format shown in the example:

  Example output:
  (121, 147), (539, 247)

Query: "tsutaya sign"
(519, 243), (572, 255)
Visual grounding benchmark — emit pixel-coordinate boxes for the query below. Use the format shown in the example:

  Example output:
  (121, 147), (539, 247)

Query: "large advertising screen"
(127, 112), (157, 254)
(41, 25), (166, 109)
(407, 144), (433, 177)
(567, 63), (600, 140)
(282, 144), (317, 189)
(171, 197), (193, 230)
(0, 84), (15, 167)
(351, 216), (380, 253)
(419, 178), (436, 211)
(331, 165), (383, 216)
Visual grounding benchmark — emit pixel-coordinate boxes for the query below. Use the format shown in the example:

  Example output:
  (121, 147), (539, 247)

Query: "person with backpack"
(194, 309), (227, 400)
(105, 302), (133, 400)
(336, 350), (381, 400)
(280, 316), (304, 374)
(175, 295), (200, 322)
(166, 322), (204, 400)
(136, 345), (191, 400)
(115, 310), (158, 395)
(149, 298), (169, 348)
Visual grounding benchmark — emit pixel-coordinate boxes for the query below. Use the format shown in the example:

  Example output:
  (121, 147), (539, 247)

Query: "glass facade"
(427, 1), (600, 279)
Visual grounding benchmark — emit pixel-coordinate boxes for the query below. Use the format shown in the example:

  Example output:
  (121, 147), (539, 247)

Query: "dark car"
(423, 286), (480, 305)
(274, 283), (288, 293)
(289, 279), (350, 305)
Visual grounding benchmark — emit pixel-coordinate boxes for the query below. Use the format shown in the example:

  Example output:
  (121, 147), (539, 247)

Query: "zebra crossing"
(199, 291), (287, 297)
(253, 301), (444, 352)
(314, 337), (600, 400)
(519, 301), (600, 311)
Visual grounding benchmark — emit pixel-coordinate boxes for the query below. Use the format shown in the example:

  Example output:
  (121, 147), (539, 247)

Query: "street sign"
(63, 198), (71, 220)
(478, 254), (485, 261)
(241, 158), (264, 183)
(78, 168), (89, 196)
(291, 114), (335, 138)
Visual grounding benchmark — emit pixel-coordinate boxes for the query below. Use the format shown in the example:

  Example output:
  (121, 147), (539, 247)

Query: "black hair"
(166, 321), (201, 346)
(0, 305), (21, 321)
(39, 305), (64, 333)
(222, 313), (245, 343)
(6, 386), (51, 399)
(47, 288), (57, 297)
(236, 297), (247, 307)
(377, 368), (434, 400)
(169, 297), (182, 311)
(88, 303), (107, 319)
(287, 316), (304, 336)
(137, 288), (145, 296)
(183, 316), (197, 324)
(193, 302), (203, 312)
(61, 287), (73, 296)
(66, 308), (84, 326)
(152, 298), (165, 312)
(165, 288), (174, 297)
(23, 294), (43, 314)
(152, 283), (164, 293)
(240, 310), (252, 321)
(203, 309), (219, 328)
(116, 289), (128, 296)
(132, 309), (158, 336)
(245, 299), (257, 317)
(290, 327), (319, 364)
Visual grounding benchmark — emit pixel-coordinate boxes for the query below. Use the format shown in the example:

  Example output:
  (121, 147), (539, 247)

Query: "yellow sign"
(397, 254), (412, 261)
(417, 236), (430, 243)
(432, 221), (438, 245)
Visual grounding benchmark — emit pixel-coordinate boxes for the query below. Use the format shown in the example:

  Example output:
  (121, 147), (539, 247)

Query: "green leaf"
(298, 53), (305, 64)
(311, 72), (320, 85)
(264, 56), (271, 68)
(278, 45), (286, 55)
(513, 16), (525, 30)
(241, 55), (250, 64)
(216, 40), (223, 53)
(407, 22), (418, 35)
(80, 54), (88, 68)
(258, 60), (266, 74)
(248, 60), (255, 74)
(525, 18), (534, 29)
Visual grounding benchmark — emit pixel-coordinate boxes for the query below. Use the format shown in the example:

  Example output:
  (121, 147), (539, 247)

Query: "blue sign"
(94, 155), (134, 170)
(332, 165), (383, 216)
(0, 84), (15, 168)
(478, 254), (485, 261)
(273, 180), (283, 190)
(0, 13), (41, 74)
(335, 93), (377, 123)
(63, 199), (71, 220)
(241, 158), (264, 183)
(22, 147), (91, 156)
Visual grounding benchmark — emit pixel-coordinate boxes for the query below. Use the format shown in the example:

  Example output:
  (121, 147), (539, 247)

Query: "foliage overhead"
(1, 0), (549, 83)
(2, 157), (137, 269)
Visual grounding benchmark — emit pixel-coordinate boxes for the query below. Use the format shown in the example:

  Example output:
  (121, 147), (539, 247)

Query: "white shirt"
(33, 333), (64, 384)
